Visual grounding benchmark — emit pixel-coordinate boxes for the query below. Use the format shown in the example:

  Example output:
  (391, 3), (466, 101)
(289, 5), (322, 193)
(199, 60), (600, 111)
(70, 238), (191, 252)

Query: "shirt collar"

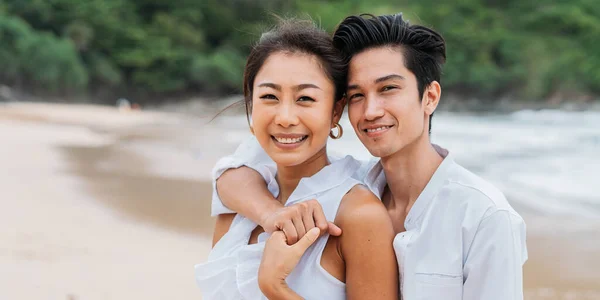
(365, 160), (387, 200)
(363, 144), (454, 230)
(404, 152), (454, 230)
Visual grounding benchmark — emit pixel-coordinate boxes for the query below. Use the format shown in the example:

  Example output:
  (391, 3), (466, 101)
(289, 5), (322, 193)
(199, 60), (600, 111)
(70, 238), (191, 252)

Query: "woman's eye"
(298, 96), (315, 102)
(260, 94), (278, 100)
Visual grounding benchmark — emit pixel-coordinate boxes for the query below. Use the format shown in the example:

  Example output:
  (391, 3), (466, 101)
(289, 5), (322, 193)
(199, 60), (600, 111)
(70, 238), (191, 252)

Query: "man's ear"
(423, 81), (441, 116)
(332, 97), (347, 124)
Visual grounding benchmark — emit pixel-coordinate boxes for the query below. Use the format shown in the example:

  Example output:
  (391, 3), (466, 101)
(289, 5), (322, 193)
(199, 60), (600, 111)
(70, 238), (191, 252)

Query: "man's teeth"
(275, 136), (305, 144)
(366, 126), (390, 133)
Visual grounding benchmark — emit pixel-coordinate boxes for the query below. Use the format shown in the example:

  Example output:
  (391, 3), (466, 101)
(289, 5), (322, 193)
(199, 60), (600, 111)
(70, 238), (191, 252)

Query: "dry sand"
(0, 102), (224, 300)
(1, 102), (598, 300)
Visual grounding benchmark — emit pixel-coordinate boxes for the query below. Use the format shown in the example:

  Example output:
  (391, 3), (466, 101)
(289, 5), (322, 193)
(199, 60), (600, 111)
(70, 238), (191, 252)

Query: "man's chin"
(364, 145), (394, 159)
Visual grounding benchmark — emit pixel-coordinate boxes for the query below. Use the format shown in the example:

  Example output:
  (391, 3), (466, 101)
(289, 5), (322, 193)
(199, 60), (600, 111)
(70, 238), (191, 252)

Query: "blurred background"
(0, 1), (598, 299)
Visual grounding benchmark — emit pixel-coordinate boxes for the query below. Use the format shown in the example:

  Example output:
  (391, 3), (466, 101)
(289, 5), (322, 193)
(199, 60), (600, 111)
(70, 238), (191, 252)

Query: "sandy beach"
(1, 102), (598, 299)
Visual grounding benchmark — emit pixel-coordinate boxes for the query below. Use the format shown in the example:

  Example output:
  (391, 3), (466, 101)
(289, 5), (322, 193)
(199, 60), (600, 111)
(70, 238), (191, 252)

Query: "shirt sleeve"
(210, 136), (277, 216)
(463, 209), (528, 300)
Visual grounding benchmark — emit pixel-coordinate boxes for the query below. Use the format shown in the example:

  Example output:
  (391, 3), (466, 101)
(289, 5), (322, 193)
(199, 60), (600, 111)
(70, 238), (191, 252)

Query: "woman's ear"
(332, 97), (347, 124)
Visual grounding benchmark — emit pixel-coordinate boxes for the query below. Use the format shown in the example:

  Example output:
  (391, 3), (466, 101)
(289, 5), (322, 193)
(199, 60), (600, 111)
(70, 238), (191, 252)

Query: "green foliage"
(190, 47), (246, 92)
(1, 0), (599, 102)
(0, 13), (87, 93)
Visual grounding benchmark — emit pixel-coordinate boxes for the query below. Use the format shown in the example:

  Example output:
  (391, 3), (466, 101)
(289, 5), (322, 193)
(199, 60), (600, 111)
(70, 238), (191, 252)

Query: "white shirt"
(198, 156), (362, 300)
(211, 137), (528, 300)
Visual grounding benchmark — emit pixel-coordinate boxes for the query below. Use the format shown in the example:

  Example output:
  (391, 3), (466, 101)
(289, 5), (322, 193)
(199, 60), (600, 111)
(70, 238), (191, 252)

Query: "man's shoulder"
(443, 162), (522, 222)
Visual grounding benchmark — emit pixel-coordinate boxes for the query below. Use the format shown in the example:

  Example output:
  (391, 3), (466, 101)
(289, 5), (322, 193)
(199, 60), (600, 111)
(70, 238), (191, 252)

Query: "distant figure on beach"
(117, 98), (131, 112)
(209, 13), (527, 300)
(195, 18), (398, 299)
(117, 98), (141, 112)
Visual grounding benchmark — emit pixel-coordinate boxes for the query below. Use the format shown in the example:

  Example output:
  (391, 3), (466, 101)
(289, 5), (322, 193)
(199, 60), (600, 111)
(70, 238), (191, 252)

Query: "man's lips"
(363, 125), (393, 133)
(360, 124), (393, 137)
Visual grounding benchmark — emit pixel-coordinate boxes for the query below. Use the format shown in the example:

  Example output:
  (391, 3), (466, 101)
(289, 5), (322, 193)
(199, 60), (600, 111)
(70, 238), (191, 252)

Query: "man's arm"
(210, 136), (275, 216)
(216, 166), (282, 231)
(212, 137), (340, 243)
(217, 167), (340, 244)
(463, 210), (527, 300)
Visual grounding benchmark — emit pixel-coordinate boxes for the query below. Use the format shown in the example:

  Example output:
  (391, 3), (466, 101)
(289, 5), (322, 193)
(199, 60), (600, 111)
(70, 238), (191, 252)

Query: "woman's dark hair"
(243, 18), (347, 126)
(333, 13), (446, 133)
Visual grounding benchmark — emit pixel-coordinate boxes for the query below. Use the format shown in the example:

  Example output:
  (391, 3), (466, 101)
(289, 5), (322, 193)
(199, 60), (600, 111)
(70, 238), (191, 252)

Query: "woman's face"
(251, 51), (341, 167)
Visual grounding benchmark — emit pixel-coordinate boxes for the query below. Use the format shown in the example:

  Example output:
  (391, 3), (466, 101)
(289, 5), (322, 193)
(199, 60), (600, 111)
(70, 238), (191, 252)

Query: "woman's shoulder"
(335, 184), (395, 260)
(335, 185), (389, 227)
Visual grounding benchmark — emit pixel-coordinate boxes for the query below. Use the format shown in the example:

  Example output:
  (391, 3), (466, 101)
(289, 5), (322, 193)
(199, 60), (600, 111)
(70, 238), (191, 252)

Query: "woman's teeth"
(275, 136), (306, 144)
(366, 126), (390, 133)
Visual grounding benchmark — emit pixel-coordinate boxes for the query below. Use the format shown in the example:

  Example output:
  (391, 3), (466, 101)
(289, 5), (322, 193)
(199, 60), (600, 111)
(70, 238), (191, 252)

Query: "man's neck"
(380, 135), (444, 214)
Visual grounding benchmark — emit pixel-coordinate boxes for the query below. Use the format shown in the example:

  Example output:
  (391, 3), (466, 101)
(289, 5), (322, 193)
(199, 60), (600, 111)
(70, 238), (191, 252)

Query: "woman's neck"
(276, 147), (329, 204)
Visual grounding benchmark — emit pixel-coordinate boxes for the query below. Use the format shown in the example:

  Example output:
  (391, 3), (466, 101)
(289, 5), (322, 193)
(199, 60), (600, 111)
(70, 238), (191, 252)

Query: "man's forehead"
(348, 47), (407, 77)
(348, 58), (409, 86)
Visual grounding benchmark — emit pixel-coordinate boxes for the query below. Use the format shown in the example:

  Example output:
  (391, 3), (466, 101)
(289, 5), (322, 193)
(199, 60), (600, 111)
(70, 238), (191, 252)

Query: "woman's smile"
(271, 133), (309, 150)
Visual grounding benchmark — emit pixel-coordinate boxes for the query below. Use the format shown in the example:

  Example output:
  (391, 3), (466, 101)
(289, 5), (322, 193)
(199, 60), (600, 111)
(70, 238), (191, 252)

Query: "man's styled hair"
(333, 13), (446, 133)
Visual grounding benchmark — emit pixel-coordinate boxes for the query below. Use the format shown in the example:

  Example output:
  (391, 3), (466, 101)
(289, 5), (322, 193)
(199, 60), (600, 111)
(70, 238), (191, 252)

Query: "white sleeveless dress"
(195, 156), (362, 300)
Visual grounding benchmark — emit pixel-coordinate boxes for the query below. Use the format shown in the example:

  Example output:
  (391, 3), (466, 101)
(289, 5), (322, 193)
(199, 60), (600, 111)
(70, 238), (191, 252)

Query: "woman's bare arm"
(256, 186), (398, 300)
(337, 186), (399, 300)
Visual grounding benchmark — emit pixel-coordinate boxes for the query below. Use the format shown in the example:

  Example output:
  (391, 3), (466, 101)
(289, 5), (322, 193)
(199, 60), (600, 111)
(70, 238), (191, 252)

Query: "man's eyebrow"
(347, 84), (360, 91)
(375, 74), (405, 84)
(347, 74), (405, 91)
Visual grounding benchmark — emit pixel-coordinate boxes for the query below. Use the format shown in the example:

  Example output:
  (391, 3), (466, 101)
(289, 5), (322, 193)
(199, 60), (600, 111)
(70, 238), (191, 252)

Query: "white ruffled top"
(195, 155), (362, 299)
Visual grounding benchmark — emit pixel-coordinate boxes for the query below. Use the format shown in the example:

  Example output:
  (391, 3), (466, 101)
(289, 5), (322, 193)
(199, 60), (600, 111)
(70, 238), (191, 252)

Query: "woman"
(195, 19), (398, 299)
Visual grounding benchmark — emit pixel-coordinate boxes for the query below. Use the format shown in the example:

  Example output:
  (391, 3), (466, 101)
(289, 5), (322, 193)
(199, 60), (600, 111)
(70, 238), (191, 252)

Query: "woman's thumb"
(293, 227), (320, 253)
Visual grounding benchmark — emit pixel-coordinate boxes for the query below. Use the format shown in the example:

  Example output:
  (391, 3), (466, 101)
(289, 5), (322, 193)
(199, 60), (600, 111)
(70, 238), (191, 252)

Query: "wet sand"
(1, 102), (599, 299)
(523, 216), (600, 299)
(0, 102), (219, 300)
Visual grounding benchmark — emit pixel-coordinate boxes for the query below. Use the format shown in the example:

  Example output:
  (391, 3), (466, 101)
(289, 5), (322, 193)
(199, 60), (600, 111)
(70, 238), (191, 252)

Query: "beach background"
(1, 101), (599, 300)
(2, 0), (600, 299)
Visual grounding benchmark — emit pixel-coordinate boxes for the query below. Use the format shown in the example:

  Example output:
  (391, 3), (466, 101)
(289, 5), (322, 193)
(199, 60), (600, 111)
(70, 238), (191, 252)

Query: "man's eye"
(348, 94), (364, 101)
(382, 86), (397, 92)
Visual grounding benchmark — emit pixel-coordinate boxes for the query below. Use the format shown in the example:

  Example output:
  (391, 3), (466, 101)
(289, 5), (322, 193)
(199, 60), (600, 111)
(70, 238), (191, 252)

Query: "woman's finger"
(292, 227), (320, 255)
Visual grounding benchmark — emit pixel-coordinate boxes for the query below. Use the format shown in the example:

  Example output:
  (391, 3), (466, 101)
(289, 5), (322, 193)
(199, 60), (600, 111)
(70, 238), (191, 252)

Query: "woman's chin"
(269, 154), (309, 168)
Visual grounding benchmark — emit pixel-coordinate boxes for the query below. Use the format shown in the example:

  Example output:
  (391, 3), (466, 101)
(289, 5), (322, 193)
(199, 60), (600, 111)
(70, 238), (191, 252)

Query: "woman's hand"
(260, 200), (342, 244)
(258, 228), (320, 299)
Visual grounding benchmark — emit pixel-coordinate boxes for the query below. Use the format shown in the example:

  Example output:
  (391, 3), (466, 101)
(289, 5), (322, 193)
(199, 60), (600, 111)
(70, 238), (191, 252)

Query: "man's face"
(346, 46), (432, 158)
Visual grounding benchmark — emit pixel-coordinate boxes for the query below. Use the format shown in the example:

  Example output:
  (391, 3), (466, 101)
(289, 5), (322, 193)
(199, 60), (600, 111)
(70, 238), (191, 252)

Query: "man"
(210, 13), (527, 299)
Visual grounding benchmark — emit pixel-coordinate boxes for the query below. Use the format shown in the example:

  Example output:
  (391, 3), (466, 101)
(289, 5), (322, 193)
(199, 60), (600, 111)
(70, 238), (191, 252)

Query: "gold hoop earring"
(329, 123), (343, 139)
